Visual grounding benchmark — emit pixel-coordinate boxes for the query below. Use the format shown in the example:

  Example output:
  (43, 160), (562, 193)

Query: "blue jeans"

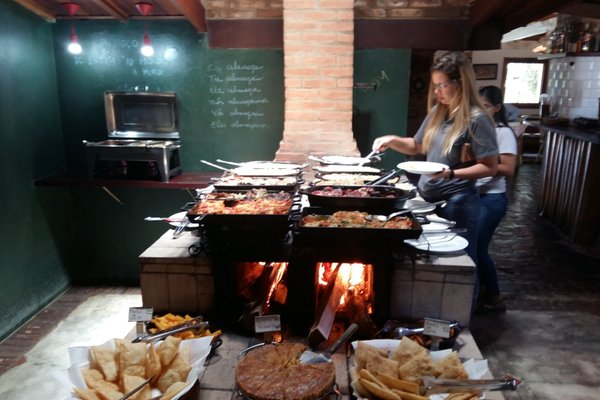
(476, 192), (507, 297)
(433, 189), (481, 264)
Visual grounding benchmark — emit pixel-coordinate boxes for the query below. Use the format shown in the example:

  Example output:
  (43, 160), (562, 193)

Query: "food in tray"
(301, 211), (416, 229)
(214, 175), (298, 187)
(72, 336), (191, 400)
(351, 338), (470, 400)
(149, 313), (221, 341)
(314, 173), (384, 186)
(308, 186), (397, 198)
(236, 343), (336, 400)
(190, 189), (293, 215)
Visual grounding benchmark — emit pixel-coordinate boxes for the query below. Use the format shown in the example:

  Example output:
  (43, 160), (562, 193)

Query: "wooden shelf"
(537, 51), (600, 60)
(34, 171), (218, 189)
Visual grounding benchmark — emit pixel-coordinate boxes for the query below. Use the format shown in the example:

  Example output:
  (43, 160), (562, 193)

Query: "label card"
(423, 317), (452, 338)
(254, 315), (281, 333)
(128, 307), (154, 322)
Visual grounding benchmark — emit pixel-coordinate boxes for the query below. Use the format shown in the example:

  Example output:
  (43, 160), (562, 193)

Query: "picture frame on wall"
(473, 64), (498, 80)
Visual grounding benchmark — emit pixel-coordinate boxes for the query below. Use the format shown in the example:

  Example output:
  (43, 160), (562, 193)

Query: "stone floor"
(0, 163), (599, 399)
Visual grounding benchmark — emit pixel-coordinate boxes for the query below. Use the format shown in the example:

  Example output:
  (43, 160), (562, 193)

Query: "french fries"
(149, 313), (222, 340)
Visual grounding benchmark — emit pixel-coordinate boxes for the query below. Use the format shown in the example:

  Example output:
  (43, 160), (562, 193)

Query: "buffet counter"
(525, 121), (600, 248)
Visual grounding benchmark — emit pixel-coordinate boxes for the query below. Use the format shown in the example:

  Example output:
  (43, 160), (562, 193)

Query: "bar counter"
(525, 120), (600, 248)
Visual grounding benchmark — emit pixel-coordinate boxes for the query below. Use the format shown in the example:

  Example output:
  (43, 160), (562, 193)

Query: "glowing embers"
(316, 262), (373, 313)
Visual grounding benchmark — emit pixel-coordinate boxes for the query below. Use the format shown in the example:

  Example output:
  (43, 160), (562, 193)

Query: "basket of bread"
(349, 337), (490, 400)
(68, 334), (213, 400)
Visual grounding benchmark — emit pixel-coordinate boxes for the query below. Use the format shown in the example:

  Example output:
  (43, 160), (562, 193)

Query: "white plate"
(422, 222), (451, 232)
(404, 235), (468, 253)
(320, 155), (370, 165)
(402, 199), (436, 214)
(314, 165), (381, 174)
(169, 211), (199, 228)
(398, 161), (449, 175)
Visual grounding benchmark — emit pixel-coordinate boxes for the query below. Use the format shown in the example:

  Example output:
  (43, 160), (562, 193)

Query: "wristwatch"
(448, 169), (455, 179)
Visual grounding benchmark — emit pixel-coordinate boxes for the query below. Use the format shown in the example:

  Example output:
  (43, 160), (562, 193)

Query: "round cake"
(236, 343), (336, 400)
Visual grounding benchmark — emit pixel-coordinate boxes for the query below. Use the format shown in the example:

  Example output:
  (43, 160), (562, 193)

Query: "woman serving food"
(372, 51), (499, 264)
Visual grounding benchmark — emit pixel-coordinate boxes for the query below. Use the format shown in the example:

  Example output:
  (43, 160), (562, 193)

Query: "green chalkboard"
(53, 20), (284, 173)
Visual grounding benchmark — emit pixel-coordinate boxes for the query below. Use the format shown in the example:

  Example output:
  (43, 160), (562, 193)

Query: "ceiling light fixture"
(63, 2), (82, 55)
(136, 2), (154, 57)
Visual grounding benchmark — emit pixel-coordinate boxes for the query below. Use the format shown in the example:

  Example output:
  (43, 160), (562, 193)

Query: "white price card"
(128, 307), (154, 322)
(254, 315), (281, 333)
(423, 317), (452, 338)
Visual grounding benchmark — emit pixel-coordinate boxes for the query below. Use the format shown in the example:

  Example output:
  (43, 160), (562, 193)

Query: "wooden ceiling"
(13, 0), (600, 36)
(13, 1), (207, 32)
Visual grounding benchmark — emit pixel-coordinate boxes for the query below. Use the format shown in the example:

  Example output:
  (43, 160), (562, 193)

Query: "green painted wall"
(353, 49), (411, 170)
(0, 1), (70, 340)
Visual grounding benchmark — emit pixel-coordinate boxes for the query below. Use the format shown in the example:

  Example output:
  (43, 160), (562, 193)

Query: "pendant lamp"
(136, 2), (154, 57)
(63, 2), (82, 55)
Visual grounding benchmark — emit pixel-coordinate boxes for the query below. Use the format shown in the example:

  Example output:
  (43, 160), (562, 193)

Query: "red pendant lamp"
(136, 2), (154, 57)
(63, 2), (82, 54)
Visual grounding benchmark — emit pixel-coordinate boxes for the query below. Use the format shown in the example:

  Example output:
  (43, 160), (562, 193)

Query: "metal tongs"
(421, 374), (521, 395)
(132, 316), (208, 343)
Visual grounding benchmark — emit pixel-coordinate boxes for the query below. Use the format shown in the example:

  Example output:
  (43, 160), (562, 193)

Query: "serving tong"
(421, 374), (521, 395)
(132, 316), (208, 343)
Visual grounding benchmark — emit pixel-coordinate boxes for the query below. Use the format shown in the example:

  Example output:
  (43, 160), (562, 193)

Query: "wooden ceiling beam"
(469, 0), (506, 28)
(168, 0), (207, 32)
(90, 0), (129, 21)
(13, 0), (55, 22)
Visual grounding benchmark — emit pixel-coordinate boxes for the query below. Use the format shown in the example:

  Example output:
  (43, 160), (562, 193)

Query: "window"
(502, 58), (548, 107)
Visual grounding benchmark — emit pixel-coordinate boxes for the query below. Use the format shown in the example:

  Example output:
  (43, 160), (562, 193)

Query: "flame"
(265, 262), (288, 307)
(317, 262), (371, 310)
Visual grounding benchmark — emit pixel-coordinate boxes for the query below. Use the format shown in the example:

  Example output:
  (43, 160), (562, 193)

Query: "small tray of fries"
(349, 338), (490, 400)
(68, 335), (213, 400)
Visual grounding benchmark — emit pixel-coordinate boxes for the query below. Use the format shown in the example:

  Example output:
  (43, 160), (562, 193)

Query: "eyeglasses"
(432, 81), (457, 90)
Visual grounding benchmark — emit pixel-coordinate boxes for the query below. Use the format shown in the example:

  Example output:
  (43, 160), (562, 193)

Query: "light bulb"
(141, 44), (154, 57)
(141, 32), (153, 57)
(68, 33), (82, 54)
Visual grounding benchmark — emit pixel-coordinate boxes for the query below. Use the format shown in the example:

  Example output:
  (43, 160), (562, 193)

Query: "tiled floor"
(0, 163), (599, 399)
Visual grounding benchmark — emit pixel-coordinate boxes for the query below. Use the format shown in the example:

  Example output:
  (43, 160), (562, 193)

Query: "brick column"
(276, 0), (358, 163)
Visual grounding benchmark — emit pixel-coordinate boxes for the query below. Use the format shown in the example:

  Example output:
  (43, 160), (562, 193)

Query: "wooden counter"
(525, 121), (600, 248)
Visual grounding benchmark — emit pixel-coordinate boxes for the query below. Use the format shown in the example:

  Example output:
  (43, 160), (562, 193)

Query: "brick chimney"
(275, 0), (359, 163)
